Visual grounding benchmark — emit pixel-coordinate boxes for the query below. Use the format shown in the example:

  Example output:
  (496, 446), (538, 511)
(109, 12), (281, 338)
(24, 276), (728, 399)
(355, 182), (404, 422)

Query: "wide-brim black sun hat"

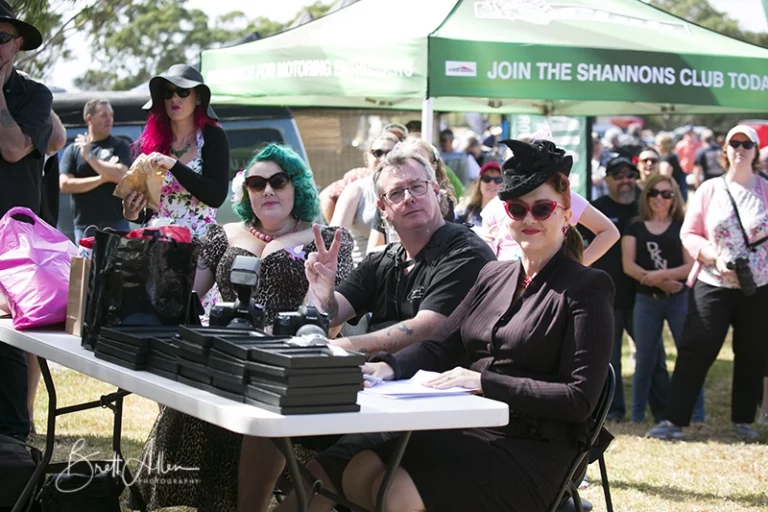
(142, 64), (219, 121)
(0, 1), (43, 51)
(497, 139), (573, 201)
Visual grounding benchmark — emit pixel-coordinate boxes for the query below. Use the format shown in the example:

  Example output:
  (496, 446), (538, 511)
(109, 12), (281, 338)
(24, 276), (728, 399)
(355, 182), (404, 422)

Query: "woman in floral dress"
(122, 63), (230, 238)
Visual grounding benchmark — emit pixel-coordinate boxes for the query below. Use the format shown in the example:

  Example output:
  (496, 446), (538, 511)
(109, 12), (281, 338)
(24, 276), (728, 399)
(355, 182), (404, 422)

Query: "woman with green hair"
(136, 143), (353, 512)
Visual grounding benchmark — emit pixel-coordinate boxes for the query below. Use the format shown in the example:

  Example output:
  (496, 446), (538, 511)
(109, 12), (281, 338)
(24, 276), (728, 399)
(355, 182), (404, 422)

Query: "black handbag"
(0, 433), (41, 510)
(35, 462), (124, 512)
(82, 229), (201, 350)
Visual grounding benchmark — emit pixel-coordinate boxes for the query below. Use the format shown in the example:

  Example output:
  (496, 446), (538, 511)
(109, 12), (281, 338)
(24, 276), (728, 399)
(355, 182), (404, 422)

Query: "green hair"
(234, 143), (320, 225)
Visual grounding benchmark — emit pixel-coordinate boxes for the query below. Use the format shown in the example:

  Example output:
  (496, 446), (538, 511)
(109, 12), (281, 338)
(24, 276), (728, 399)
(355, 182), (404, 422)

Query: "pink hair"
(135, 104), (218, 156)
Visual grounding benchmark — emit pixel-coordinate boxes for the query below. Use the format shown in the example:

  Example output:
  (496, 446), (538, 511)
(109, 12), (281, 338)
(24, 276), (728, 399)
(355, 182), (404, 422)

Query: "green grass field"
(27, 331), (768, 511)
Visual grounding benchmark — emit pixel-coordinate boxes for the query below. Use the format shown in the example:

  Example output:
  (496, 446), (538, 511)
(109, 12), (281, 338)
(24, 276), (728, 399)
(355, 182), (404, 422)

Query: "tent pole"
(421, 98), (434, 144)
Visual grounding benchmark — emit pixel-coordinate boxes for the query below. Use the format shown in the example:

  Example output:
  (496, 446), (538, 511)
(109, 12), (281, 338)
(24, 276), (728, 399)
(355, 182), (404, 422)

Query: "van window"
(226, 128), (283, 177)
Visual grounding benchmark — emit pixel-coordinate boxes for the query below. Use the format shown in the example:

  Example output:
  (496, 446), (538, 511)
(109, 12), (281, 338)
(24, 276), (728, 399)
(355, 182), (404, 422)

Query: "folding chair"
(549, 365), (615, 512)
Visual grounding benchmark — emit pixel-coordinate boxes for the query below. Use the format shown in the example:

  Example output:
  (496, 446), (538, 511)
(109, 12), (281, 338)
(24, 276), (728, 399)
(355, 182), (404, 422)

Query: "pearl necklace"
(247, 220), (299, 242)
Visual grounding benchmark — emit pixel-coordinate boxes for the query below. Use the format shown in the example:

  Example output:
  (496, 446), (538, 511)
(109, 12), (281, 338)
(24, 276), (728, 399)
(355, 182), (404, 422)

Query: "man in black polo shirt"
(308, 150), (495, 353)
(239, 150), (496, 512)
(0, 1), (51, 444)
(60, 98), (131, 242)
(581, 156), (667, 422)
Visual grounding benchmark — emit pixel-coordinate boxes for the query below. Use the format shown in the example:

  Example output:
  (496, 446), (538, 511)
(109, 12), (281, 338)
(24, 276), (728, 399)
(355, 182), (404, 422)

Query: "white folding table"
(0, 319), (509, 512)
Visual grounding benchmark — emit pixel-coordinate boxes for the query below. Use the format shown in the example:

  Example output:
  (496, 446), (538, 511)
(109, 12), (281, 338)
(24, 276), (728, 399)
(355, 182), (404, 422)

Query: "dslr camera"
(273, 305), (329, 338)
(726, 258), (756, 296)
(209, 255), (266, 329)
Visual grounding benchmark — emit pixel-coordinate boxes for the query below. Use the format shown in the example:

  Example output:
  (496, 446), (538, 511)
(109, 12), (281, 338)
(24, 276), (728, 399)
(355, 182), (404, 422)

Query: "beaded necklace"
(247, 220), (300, 242)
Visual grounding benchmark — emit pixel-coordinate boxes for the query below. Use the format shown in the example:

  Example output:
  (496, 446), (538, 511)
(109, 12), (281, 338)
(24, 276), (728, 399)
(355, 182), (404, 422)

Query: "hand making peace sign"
(304, 224), (343, 306)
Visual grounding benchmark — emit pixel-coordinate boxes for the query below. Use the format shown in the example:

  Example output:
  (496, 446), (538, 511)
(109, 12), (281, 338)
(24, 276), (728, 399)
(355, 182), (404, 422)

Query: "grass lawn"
(28, 331), (768, 512)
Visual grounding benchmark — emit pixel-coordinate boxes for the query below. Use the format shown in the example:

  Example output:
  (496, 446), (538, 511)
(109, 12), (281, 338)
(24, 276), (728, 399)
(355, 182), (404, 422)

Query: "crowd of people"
(1, 3), (767, 512)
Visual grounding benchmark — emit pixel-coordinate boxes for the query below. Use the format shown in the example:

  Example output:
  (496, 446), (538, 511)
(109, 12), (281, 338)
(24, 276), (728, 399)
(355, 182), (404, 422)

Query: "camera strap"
(722, 177), (768, 252)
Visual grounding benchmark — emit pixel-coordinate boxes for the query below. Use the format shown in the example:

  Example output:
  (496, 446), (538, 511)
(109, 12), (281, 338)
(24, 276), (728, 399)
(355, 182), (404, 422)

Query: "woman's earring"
(562, 224), (569, 234)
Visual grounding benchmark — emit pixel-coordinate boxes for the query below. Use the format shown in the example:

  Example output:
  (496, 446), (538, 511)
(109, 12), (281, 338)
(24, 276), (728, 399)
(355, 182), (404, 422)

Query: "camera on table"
(209, 255), (266, 329)
(726, 257), (756, 296)
(273, 305), (329, 338)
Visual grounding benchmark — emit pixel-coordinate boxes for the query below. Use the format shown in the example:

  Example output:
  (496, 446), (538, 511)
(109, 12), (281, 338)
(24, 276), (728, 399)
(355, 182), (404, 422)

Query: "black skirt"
(371, 428), (578, 512)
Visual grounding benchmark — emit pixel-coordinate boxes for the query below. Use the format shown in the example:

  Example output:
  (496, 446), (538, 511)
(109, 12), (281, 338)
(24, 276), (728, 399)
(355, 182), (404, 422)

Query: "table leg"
(374, 431), (412, 512)
(275, 437), (310, 512)
(11, 358), (57, 512)
(112, 391), (147, 512)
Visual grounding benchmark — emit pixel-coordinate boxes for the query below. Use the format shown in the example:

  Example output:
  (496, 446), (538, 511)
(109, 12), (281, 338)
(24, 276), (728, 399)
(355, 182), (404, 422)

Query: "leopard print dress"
(136, 224), (353, 512)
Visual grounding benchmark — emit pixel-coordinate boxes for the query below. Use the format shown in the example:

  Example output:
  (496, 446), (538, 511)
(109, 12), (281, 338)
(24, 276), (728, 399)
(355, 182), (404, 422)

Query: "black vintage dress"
(136, 224), (353, 512)
(370, 248), (614, 512)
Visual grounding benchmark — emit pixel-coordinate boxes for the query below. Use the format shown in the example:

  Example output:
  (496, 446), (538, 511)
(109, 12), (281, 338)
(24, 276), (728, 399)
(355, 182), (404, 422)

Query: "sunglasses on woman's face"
(648, 188), (674, 199)
(481, 175), (503, 184)
(0, 32), (20, 45)
(370, 148), (391, 159)
(163, 87), (192, 100)
(504, 200), (564, 221)
(245, 172), (291, 192)
(728, 139), (755, 150)
(639, 157), (659, 165)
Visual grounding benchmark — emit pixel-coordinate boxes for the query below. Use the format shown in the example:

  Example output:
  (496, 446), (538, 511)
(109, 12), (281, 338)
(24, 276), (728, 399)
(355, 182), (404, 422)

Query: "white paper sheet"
(363, 370), (480, 399)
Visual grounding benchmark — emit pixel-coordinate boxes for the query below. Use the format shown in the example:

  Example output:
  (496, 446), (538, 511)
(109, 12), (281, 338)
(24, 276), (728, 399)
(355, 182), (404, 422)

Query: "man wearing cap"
(0, 0), (51, 446)
(580, 156), (668, 422)
(60, 99), (132, 242)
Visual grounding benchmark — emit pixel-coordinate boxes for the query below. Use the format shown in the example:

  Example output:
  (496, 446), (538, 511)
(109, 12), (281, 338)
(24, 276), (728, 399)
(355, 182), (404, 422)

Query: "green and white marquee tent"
(201, 0), (768, 141)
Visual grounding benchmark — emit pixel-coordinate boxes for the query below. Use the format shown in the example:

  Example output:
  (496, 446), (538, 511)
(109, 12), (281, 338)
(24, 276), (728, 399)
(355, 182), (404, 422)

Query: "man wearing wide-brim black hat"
(0, 0), (52, 205)
(0, 3), (53, 500)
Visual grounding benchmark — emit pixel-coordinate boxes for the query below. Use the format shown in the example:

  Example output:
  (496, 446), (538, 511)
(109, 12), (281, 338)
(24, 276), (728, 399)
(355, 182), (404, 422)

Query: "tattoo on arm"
(326, 295), (339, 324)
(386, 322), (414, 337)
(0, 108), (16, 128)
(0, 108), (17, 128)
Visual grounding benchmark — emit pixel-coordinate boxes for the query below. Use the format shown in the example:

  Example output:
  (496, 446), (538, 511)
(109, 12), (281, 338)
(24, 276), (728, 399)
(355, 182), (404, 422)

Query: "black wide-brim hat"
(142, 64), (219, 121)
(0, 1), (43, 51)
(497, 139), (573, 201)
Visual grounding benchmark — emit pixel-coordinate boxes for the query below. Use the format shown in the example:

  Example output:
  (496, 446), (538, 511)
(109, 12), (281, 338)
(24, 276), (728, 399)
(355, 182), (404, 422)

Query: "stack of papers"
(364, 370), (480, 399)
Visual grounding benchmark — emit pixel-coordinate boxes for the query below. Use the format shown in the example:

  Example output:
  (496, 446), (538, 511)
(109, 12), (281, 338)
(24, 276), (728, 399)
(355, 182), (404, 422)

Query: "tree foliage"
(14, 0), (334, 90)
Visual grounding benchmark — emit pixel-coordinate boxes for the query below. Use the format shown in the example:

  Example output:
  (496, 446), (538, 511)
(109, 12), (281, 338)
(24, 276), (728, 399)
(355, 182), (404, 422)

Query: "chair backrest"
(548, 365), (616, 512)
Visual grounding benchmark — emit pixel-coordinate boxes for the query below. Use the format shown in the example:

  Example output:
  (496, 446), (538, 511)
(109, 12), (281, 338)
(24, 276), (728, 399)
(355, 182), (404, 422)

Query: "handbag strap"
(721, 177), (768, 252)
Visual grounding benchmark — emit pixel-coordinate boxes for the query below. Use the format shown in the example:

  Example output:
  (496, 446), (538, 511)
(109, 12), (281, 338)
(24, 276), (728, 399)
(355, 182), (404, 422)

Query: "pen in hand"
(363, 374), (384, 387)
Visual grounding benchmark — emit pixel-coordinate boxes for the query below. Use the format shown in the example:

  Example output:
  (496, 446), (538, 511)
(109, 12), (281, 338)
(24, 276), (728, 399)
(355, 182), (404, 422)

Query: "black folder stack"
(179, 326), (365, 415)
(94, 326), (180, 373)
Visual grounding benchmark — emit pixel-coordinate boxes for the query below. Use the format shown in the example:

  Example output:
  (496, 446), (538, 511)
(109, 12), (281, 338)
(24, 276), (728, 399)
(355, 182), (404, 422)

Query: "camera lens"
(296, 324), (327, 339)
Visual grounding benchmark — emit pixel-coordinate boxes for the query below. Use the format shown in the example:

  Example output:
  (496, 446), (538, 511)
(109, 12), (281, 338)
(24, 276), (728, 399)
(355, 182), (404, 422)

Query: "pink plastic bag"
(0, 207), (78, 329)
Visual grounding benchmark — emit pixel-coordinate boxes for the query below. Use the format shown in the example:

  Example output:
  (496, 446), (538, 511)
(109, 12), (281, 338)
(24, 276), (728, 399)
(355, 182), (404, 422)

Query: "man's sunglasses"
(245, 172), (291, 192)
(370, 148), (391, 159)
(163, 87), (193, 100)
(504, 200), (565, 221)
(728, 140), (755, 150)
(0, 32), (20, 45)
(481, 175), (503, 184)
(648, 188), (674, 199)
(608, 169), (639, 180)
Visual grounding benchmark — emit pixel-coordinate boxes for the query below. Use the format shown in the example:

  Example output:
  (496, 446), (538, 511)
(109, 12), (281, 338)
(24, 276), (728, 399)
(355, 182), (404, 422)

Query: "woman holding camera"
(647, 125), (768, 441)
(137, 144), (353, 512)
